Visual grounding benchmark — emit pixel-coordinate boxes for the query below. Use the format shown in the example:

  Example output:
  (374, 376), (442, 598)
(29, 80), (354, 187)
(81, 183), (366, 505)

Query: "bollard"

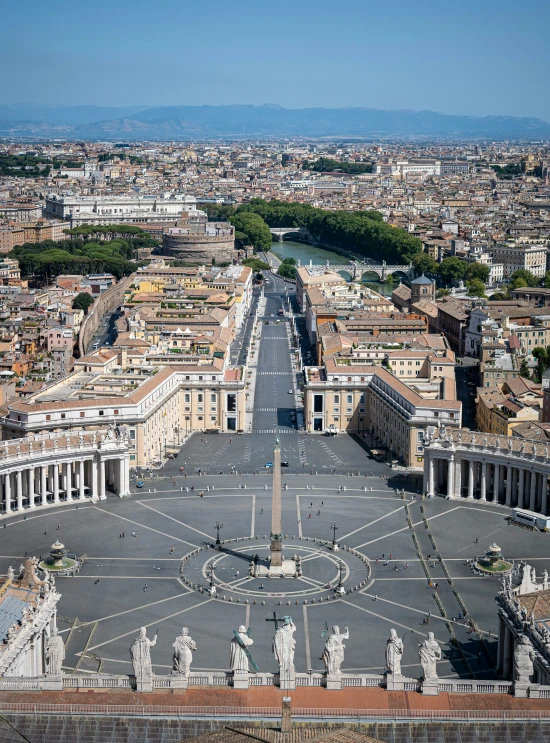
(343, 486), (346, 491)
(207, 486), (210, 492)
(149, 489), (151, 493)
(371, 486), (373, 491)
(181, 487), (183, 491)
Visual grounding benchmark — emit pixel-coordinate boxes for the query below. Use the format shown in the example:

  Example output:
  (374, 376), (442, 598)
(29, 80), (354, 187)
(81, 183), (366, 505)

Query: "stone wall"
(160, 233), (235, 265)
(78, 277), (131, 357)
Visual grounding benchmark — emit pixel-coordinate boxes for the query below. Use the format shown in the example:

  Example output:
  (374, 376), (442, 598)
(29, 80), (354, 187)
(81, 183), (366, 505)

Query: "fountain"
(474, 542), (512, 575)
(39, 540), (77, 573)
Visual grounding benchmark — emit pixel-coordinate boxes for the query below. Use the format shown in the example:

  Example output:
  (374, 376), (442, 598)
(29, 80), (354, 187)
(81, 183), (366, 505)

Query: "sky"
(2, 0), (550, 121)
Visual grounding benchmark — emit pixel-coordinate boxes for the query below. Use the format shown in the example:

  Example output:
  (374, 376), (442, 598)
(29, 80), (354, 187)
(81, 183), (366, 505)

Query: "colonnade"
(423, 431), (550, 515)
(0, 430), (130, 516)
(0, 456), (128, 514)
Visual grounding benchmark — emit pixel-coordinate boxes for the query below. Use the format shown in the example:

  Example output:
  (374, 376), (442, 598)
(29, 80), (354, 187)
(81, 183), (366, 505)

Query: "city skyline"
(2, 0), (549, 120)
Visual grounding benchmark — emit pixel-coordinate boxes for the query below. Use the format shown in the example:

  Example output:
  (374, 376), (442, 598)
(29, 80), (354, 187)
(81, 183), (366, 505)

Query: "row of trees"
(238, 199), (422, 263)
(302, 157), (373, 174)
(9, 236), (141, 281)
(277, 257), (297, 280)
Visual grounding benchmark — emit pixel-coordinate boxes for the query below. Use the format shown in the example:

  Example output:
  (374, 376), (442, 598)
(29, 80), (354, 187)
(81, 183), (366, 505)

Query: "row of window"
(45, 409), (119, 422)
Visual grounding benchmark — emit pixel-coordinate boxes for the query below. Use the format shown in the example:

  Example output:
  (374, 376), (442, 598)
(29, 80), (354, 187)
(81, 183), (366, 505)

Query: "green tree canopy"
(242, 258), (270, 272)
(438, 257), (466, 286)
(230, 212), (272, 252)
(510, 269), (538, 288)
(464, 263), (490, 282)
(72, 292), (95, 313)
(303, 157), (373, 174)
(466, 278), (486, 297)
(412, 252), (439, 276)
(519, 359), (530, 379)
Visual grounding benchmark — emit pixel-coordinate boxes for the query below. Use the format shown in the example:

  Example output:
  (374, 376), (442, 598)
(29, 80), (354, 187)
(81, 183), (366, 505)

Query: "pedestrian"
(317, 510), (320, 516)
(385, 560), (389, 566)
(389, 554), (393, 560)
(373, 594), (377, 601)
(382, 554), (384, 559)
(143, 584), (147, 592)
(95, 579), (100, 585)
(260, 508), (263, 514)
(310, 502), (313, 507)
(57, 524), (60, 530)
(376, 557), (379, 563)
(405, 563), (409, 569)
(428, 610), (431, 618)
(260, 583), (264, 590)
(122, 532), (125, 538)
(170, 547), (175, 554)
(44, 531), (47, 536)
(475, 538), (478, 544)
(308, 513), (311, 519)
(236, 570), (240, 578)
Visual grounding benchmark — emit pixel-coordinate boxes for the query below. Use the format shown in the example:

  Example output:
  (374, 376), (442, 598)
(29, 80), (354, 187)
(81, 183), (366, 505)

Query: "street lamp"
(213, 520), (224, 545)
(330, 521), (339, 550)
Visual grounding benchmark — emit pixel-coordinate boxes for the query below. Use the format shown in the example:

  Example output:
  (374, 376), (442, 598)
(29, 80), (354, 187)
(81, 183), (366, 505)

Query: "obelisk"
(270, 441), (283, 567)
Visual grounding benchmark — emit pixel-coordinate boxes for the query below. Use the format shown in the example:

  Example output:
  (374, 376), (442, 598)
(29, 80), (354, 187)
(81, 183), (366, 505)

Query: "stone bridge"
(0, 429), (130, 517)
(316, 260), (413, 281)
(269, 227), (309, 241)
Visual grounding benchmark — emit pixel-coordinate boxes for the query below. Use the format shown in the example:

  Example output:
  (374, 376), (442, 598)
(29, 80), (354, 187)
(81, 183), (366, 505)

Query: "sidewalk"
(244, 294), (267, 431)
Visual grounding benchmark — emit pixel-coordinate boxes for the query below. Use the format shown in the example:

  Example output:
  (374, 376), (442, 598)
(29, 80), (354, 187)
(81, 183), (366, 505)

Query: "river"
(270, 240), (393, 296)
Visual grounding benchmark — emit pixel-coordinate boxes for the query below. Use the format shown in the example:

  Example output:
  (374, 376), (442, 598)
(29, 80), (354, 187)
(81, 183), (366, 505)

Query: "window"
(61, 413), (66, 419)
(184, 394), (190, 403)
(80, 412), (85, 418)
(314, 395), (323, 413)
(46, 415), (51, 421)
(130, 430), (135, 439)
(210, 394), (216, 403)
(99, 410), (104, 416)
(114, 409), (119, 415)
(227, 394), (236, 412)
(434, 412), (439, 417)
(198, 394), (203, 403)
(346, 395), (352, 404)
(450, 413), (455, 418)
(334, 395), (340, 403)
(346, 408), (352, 414)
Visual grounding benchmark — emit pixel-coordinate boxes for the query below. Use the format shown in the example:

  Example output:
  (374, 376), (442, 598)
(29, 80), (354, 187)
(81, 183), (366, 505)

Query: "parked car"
(136, 480), (144, 488)
(281, 462), (289, 468)
(265, 462), (273, 468)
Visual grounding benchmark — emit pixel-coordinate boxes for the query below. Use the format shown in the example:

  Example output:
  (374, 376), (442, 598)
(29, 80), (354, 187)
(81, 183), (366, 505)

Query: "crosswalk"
(257, 372), (292, 375)
(253, 429), (300, 434)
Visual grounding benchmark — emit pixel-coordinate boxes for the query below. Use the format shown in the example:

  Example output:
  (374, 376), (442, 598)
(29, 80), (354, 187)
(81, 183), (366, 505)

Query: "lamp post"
(213, 520), (223, 545)
(330, 521), (339, 551)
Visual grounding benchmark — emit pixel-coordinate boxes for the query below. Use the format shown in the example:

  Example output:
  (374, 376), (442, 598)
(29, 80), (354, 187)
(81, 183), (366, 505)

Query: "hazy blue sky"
(2, 0), (550, 120)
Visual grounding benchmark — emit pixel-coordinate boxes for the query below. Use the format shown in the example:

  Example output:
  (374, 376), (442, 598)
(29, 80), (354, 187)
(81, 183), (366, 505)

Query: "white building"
(44, 194), (199, 226)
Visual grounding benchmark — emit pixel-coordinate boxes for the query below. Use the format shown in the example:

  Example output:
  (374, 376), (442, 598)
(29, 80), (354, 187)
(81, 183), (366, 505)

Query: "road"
(86, 307), (121, 353)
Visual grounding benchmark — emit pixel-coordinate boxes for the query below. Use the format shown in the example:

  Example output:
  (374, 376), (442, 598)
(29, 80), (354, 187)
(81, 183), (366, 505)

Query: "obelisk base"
(255, 559), (297, 578)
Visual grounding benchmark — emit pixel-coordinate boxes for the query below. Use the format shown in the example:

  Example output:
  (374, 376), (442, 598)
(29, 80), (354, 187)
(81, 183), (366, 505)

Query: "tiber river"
(270, 240), (393, 296)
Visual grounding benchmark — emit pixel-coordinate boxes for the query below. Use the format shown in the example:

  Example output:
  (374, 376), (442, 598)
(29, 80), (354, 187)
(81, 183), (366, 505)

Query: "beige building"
(489, 242), (547, 279)
(304, 355), (461, 468)
(0, 352), (245, 467)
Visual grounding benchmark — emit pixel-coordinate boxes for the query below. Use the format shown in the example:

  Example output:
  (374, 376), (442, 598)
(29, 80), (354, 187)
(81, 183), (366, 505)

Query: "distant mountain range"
(0, 103), (549, 140)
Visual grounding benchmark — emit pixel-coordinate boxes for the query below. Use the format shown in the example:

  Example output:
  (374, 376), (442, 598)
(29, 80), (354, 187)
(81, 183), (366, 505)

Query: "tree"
(519, 359), (530, 379)
(277, 258), (297, 280)
(436, 288), (451, 298)
(438, 257), (466, 286)
(510, 269), (538, 288)
(72, 292), (95, 313)
(412, 252), (438, 276)
(230, 212), (272, 252)
(489, 291), (508, 301)
(532, 347), (549, 383)
(464, 263), (490, 282)
(466, 279), (487, 298)
(242, 258), (270, 272)
(542, 271), (550, 288)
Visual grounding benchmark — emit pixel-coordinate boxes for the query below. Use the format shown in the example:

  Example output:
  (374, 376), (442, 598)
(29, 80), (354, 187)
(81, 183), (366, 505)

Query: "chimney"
(281, 697), (292, 734)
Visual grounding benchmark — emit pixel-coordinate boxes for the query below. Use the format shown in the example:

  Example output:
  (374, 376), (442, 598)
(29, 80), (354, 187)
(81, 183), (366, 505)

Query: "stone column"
(506, 466), (512, 507)
(28, 467), (36, 509)
(542, 476), (549, 517)
(41, 466), (48, 506)
(447, 456), (455, 499)
(100, 459), (106, 500)
(79, 460), (86, 500)
(530, 471), (537, 512)
(493, 463), (500, 504)
(455, 458), (462, 499)
(53, 465), (59, 504)
(91, 460), (99, 502)
(497, 615), (506, 674)
(467, 461), (474, 499)
(4, 472), (12, 513)
(66, 462), (73, 501)
(502, 625), (514, 679)
(427, 456), (435, 497)
(16, 470), (23, 512)
(480, 462), (487, 501)
(518, 468), (525, 509)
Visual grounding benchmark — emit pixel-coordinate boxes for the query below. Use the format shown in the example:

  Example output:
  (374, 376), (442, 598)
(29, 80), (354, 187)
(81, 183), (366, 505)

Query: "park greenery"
(72, 292), (95, 313)
(491, 163), (522, 179)
(466, 278), (486, 297)
(242, 257), (270, 272)
(8, 228), (146, 281)
(230, 211), (272, 252)
(0, 153), (50, 178)
(302, 157), (373, 174)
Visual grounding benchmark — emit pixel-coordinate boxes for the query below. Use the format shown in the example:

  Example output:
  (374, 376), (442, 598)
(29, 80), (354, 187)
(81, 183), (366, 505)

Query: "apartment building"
(303, 351), (461, 468)
(44, 194), (199, 226)
(0, 354), (245, 466)
(489, 242), (548, 278)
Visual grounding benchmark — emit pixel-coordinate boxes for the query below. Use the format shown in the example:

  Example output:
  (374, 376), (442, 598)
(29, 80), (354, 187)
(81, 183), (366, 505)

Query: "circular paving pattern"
(180, 537), (371, 600)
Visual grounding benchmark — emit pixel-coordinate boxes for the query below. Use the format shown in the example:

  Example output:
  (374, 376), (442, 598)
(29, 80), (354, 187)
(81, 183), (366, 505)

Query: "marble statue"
(386, 628), (404, 676)
(521, 442), (526, 454)
(418, 632), (441, 680)
(508, 438), (513, 451)
(45, 628), (65, 676)
(130, 627), (158, 685)
(172, 627), (196, 677)
(230, 625), (254, 673)
(514, 635), (535, 684)
(273, 616), (296, 677)
(322, 625), (349, 676)
(7, 566), (14, 581)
